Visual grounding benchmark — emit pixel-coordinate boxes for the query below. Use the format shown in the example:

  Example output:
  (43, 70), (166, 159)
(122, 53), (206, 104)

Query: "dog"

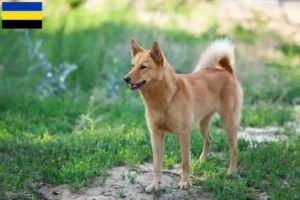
(124, 38), (243, 192)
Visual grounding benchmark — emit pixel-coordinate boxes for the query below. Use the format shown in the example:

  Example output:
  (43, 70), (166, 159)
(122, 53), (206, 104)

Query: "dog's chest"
(146, 109), (184, 133)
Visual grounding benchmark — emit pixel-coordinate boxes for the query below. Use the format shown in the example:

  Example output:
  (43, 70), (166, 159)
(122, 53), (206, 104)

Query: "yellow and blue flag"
(2, 2), (42, 29)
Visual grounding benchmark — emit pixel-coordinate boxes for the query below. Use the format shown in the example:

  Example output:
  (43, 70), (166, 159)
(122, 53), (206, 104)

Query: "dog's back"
(172, 39), (243, 131)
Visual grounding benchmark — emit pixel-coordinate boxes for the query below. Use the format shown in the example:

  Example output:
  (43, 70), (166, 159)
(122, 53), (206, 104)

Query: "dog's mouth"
(129, 80), (146, 90)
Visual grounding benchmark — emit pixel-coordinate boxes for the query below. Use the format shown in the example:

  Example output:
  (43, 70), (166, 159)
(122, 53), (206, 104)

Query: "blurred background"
(0, 0), (300, 199)
(0, 0), (299, 103)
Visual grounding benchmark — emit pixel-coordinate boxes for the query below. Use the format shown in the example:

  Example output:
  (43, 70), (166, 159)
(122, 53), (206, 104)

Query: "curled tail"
(193, 39), (235, 74)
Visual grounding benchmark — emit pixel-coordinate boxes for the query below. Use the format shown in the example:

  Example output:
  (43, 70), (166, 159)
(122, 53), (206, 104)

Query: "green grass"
(0, 1), (300, 199)
(0, 94), (299, 199)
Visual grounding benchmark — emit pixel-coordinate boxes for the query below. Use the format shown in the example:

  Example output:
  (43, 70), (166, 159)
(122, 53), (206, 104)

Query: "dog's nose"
(123, 76), (131, 83)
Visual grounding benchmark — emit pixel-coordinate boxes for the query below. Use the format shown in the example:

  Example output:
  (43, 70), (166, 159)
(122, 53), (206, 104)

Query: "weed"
(127, 172), (137, 184)
(151, 186), (170, 198)
(163, 156), (177, 169)
(151, 189), (161, 198)
(16, 30), (77, 97)
(116, 186), (126, 198)
(98, 171), (109, 186)
(120, 171), (126, 180)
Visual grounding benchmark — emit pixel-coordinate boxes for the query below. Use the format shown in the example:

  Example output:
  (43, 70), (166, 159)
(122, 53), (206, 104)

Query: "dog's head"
(124, 39), (164, 90)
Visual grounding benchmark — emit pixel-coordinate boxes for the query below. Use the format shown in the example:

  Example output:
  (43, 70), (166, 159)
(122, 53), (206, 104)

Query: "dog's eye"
(140, 65), (147, 70)
(131, 64), (134, 68)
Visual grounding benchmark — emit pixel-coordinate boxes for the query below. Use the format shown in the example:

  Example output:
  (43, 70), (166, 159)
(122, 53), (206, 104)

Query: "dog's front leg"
(146, 130), (165, 193)
(178, 133), (191, 190)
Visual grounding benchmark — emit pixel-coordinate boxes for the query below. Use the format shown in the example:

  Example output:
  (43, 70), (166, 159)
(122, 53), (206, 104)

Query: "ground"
(29, 111), (300, 200)
(33, 164), (211, 200)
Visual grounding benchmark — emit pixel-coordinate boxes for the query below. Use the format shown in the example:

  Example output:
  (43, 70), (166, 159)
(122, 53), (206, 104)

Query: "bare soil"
(33, 163), (212, 200)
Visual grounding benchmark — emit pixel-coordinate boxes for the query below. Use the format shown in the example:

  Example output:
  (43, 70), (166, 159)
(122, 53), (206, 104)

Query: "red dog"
(124, 39), (243, 192)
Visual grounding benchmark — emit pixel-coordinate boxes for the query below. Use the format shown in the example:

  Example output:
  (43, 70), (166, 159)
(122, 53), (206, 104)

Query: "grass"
(0, 94), (299, 199)
(0, 0), (300, 199)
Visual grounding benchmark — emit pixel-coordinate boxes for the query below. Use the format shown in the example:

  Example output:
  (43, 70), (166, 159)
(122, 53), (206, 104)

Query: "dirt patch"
(238, 127), (288, 142)
(237, 105), (300, 142)
(238, 124), (300, 143)
(33, 163), (212, 200)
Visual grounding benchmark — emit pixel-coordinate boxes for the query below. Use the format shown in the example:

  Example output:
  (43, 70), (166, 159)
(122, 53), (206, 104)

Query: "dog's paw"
(227, 168), (237, 178)
(178, 180), (191, 190)
(146, 182), (160, 193)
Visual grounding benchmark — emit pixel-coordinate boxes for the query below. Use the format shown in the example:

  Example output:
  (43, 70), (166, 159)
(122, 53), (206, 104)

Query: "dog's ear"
(130, 38), (143, 57)
(150, 41), (163, 65)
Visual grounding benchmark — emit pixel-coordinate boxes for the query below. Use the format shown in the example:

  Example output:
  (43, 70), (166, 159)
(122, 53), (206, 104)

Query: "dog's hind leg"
(218, 98), (241, 175)
(222, 115), (238, 176)
(198, 114), (214, 161)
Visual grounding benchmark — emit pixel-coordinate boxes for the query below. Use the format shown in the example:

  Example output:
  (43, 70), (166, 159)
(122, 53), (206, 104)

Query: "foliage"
(127, 172), (137, 184)
(67, 0), (87, 8)
(16, 30), (77, 97)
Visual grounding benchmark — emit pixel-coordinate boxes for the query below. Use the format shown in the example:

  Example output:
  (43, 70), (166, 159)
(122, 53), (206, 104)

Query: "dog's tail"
(193, 39), (235, 74)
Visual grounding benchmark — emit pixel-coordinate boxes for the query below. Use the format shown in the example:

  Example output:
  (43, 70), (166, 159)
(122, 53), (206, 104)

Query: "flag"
(2, 2), (42, 29)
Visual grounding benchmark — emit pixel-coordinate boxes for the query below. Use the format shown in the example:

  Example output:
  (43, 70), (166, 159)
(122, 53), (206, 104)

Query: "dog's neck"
(139, 62), (177, 110)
